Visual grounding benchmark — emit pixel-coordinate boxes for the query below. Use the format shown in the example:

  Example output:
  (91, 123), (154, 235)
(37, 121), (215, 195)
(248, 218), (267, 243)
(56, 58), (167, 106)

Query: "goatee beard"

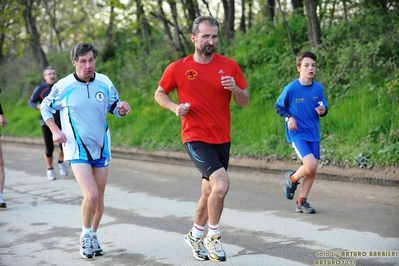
(203, 46), (215, 56)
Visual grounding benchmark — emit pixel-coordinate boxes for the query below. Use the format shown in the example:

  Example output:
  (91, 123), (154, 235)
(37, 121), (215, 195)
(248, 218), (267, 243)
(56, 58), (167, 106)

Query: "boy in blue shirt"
(274, 51), (329, 214)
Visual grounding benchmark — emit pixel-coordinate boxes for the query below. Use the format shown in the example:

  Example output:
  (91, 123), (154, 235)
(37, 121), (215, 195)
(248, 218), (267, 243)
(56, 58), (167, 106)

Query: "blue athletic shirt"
(275, 79), (328, 143)
(40, 72), (124, 161)
(29, 83), (62, 127)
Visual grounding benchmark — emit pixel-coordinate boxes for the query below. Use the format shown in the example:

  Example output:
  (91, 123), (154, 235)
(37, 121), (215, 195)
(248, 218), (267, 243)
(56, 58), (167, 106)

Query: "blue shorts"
(291, 140), (320, 160)
(184, 141), (230, 180)
(69, 157), (110, 168)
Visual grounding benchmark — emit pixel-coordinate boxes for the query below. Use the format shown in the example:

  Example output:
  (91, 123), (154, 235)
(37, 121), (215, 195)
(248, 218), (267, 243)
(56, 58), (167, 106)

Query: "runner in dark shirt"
(29, 66), (68, 180)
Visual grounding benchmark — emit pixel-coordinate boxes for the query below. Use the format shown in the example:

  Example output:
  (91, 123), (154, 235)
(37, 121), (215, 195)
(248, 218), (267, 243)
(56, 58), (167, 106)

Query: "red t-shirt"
(159, 54), (247, 144)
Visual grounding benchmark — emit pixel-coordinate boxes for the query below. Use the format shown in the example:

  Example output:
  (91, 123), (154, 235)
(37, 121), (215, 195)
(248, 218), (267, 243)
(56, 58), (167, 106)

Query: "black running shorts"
(184, 141), (230, 180)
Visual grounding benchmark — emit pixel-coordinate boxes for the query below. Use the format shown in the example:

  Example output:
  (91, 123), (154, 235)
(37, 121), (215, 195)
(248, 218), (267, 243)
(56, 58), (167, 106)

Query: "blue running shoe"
(285, 171), (299, 200)
(296, 199), (316, 214)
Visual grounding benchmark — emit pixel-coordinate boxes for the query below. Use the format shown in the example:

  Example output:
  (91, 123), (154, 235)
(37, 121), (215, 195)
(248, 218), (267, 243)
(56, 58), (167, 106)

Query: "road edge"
(2, 135), (398, 187)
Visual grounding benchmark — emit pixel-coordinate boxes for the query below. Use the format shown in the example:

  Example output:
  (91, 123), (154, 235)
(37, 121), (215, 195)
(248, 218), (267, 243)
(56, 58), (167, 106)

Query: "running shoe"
(0, 200), (6, 208)
(296, 199), (316, 214)
(205, 234), (226, 262)
(184, 231), (209, 261)
(284, 171), (299, 200)
(47, 169), (56, 180)
(58, 162), (68, 176)
(80, 234), (95, 259)
(92, 235), (104, 256)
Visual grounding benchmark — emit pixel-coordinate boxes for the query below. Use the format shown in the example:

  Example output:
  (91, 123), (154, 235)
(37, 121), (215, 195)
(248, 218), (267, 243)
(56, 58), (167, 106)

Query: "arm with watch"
(274, 102), (293, 122)
(274, 103), (297, 130)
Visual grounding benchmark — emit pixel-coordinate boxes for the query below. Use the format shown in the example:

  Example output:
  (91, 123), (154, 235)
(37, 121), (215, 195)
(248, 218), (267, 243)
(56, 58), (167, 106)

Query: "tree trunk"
(168, 0), (186, 57)
(103, 2), (116, 62)
(0, 32), (5, 62)
(228, 0), (235, 39)
(201, 0), (213, 16)
(23, 0), (48, 69)
(136, 0), (151, 40)
(326, 0), (337, 28)
(277, 0), (295, 55)
(155, 0), (176, 52)
(239, 0), (246, 33)
(222, 0), (228, 37)
(221, 0), (235, 40)
(43, 1), (63, 52)
(304, 0), (321, 47)
(182, 0), (199, 22)
(342, 0), (348, 21)
(247, 0), (254, 29)
(265, 0), (275, 22)
(292, 0), (304, 15)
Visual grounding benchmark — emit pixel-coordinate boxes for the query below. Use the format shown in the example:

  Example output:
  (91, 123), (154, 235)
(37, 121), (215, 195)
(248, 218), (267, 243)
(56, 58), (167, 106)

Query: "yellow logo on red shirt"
(185, 69), (198, 80)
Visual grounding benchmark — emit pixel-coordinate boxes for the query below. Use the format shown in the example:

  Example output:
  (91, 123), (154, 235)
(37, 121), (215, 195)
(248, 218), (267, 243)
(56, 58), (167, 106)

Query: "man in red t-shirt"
(155, 15), (249, 262)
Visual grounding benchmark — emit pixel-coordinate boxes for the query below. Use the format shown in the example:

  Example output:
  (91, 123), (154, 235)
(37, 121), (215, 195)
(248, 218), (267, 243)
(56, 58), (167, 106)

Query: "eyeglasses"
(198, 34), (219, 41)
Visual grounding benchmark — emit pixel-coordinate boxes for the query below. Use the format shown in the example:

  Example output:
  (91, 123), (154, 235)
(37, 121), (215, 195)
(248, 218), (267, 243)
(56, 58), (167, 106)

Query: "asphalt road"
(0, 142), (398, 266)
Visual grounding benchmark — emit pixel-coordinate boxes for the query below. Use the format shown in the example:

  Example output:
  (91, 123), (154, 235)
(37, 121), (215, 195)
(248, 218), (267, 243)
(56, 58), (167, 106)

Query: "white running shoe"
(47, 169), (56, 180)
(58, 162), (68, 176)
(92, 235), (104, 256)
(205, 234), (226, 262)
(184, 231), (209, 261)
(0, 199), (6, 208)
(80, 234), (95, 259)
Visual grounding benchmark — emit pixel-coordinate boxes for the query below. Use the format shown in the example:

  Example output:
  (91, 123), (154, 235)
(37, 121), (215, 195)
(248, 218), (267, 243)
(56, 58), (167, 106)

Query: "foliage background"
(0, 1), (398, 169)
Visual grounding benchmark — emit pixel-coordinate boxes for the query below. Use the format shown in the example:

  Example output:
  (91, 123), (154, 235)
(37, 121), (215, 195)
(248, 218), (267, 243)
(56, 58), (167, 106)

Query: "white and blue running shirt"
(41, 72), (124, 161)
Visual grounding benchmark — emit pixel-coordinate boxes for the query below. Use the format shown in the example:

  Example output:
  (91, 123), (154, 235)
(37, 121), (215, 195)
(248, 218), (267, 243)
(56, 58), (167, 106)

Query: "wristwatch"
(285, 115), (291, 122)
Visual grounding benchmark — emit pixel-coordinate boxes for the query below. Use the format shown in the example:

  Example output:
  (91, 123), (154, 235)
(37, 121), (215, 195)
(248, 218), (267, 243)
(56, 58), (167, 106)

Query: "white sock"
(191, 223), (205, 239)
(0, 193), (3, 201)
(208, 223), (220, 236)
(81, 226), (93, 237)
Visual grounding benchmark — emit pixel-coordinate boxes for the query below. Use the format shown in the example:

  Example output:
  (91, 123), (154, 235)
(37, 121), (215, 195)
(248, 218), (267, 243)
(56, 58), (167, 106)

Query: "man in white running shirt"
(40, 42), (131, 259)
